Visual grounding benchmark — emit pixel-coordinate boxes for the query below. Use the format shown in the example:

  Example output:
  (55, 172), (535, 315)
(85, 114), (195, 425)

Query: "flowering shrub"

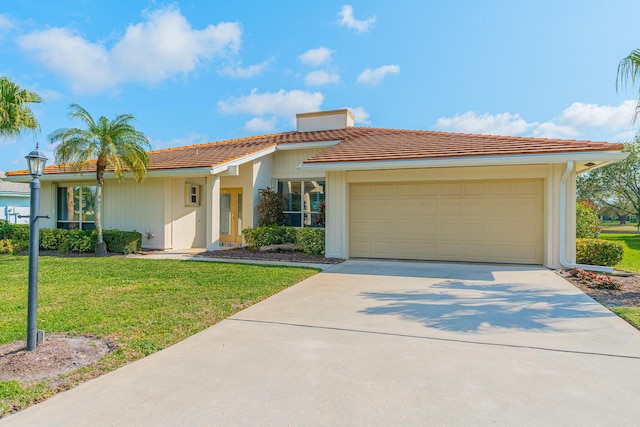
(576, 201), (602, 238)
(570, 268), (620, 290)
(576, 238), (623, 266)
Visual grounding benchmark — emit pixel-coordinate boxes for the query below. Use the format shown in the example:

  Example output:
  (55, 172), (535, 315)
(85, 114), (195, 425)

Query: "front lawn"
(600, 233), (640, 273)
(0, 255), (318, 416)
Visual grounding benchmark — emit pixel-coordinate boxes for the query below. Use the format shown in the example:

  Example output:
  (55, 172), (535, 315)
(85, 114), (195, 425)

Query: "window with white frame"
(185, 183), (201, 207)
(277, 180), (325, 228)
(56, 185), (97, 230)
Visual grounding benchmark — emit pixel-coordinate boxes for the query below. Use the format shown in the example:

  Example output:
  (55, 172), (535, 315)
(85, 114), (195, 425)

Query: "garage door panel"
(374, 184), (395, 197)
(417, 183), (439, 196)
(463, 201), (486, 216)
(440, 201), (462, 216)
(350, 179), (543, 264)
(441, 183), (462, 195)
(416, 201), (438, 216)
(463, 182), (487, 195)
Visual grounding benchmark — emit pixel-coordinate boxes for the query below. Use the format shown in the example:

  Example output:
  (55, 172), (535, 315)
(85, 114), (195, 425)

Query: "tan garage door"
(349, 179), (543, 264)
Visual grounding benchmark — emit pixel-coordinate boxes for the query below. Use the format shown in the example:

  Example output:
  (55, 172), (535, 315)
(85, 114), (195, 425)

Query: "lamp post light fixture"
(25, 144), (48, 351)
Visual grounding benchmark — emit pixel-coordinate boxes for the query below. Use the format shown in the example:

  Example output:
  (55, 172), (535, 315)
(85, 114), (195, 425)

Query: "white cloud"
(244, 117), (277, 133)
(18, 6), (241, 94)
(221, 58), (272, 78)
(150, 132), (207, 151)
(530, 122), (579, 139)
(298, 47), (332, 67)
(0, 14), (15, 33)
(346, 106), (371, 125)
(38, 88), (64, 102)
(356, 64), (400, 85)
(434, 100), (638, 142)
(435, 111), (532, 136)
(218, 88), (324, 117)
(557, 100), (636, 131)
(305, 70), (340, 86)
(337, 5), (376, 33)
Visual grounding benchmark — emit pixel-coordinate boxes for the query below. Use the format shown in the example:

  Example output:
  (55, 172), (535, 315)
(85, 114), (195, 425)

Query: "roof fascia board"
(298, 151), (629, 171)
(211, 145), (277, 175)
(275, 140), (341, 151)
(6, 167), (218, 182)
(0, 192), (29, 196)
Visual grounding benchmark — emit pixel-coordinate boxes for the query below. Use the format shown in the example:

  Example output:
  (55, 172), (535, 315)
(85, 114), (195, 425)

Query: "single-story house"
(6, 109), (626, 268)
(0, 177), (30, 224)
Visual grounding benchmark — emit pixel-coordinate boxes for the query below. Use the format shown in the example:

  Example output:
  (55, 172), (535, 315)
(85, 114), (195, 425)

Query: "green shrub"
(67, 229), (95, 253)
(0, 219), (12, 240)
(0, 239), (14, 254)
(576, 201), (602, 238)
(576, 238), (624, 266)
(9, 224), (30, 241)
(103, 229), (142, 254)
(256, 187), (286, 226)
(296, 228), (325, 255)
(11, 239), (29, 253)
(242, 226), (297, 248)
(39, 228), (68, 251)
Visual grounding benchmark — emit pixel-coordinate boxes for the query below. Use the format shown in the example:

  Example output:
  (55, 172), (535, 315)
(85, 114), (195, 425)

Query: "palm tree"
(49, 104), (150, 256)
(0, 76), (42, 138)
(617, 49), (640, 124)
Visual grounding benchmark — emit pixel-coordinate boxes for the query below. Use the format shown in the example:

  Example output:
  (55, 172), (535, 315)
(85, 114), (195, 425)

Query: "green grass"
(611, 307), (640, 330)
(601, 222), (639, 233)
(0, 255), (318, 416)
(600, 233), (640, 273)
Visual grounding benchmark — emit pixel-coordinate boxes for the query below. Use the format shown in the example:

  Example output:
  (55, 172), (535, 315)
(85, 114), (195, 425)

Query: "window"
(277, 180), (325, 228)
(57, 185), (97, 230)
(185, 184), (201, 206)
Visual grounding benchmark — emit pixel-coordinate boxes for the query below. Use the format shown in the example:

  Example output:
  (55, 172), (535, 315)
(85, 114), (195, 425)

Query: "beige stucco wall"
(325, 163), (576, 268)
(169, 177), (207, 249)
(273, 149), (327, 180)
(38, 178), (168, 249)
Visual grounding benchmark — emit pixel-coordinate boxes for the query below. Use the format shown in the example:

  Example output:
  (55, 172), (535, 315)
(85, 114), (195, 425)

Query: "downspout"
(559, 161), (613, 273)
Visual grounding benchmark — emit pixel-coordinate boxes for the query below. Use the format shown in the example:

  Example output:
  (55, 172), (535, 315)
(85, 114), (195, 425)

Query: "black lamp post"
(25, 144), (48, 351)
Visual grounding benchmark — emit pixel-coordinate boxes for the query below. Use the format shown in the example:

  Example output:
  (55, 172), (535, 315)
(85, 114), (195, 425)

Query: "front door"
(220, 188), (243, 246)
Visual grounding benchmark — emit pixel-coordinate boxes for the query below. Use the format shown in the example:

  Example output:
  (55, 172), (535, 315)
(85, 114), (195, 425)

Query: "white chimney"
(296, 109), (355, 132)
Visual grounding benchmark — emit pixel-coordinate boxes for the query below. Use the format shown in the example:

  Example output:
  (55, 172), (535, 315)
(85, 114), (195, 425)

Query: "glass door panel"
(220, 189), (243, 245)
(220, 193), (231, 236)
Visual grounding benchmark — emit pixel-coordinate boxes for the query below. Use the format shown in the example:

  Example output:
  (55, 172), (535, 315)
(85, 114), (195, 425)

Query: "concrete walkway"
(3, 260), (640, 426)
(127, 248), (334, 270)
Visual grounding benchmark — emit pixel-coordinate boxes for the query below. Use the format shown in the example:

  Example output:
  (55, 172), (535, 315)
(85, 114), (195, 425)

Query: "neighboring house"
(5, 109), (626, 268)
(0, 178), (30, 224)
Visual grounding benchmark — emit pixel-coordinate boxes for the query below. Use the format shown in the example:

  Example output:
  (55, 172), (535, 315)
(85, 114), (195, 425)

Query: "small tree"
(50, 104), (150, 256)
(0, 76), (42, 138)
(256, 187), (286, 226)
(576, 201), (602, 239)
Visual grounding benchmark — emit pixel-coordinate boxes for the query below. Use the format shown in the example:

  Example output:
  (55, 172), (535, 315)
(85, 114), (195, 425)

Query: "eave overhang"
(298, 151), (629, 172)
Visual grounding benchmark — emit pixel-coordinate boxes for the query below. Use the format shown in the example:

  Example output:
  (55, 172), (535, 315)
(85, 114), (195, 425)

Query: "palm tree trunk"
(94, 179), (107, 256)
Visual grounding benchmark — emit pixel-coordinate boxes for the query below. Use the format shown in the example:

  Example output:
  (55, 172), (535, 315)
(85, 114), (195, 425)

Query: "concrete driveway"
(3, 260), (640, 426)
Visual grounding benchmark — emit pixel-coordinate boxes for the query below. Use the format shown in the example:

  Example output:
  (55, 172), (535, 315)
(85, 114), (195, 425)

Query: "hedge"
(102, 229), (142, 255)
(242, 226), (297, 249)
(0, 222), (142, 255)
(576, 238), (623, 267)
(295, 228), (325, 255)
(242, 225), (325, 256)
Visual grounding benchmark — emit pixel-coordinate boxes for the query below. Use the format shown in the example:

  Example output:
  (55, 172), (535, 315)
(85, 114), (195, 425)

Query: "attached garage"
(349, 179), (544, 264)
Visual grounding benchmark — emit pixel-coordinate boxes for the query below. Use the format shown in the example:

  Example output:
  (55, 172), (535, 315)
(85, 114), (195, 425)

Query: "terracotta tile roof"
(5, 127), (623, 177)
(301, 128), (624, 164)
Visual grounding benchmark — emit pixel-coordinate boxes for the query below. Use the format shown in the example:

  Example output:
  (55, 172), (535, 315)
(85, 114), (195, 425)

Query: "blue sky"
(2, 0), (640, 173)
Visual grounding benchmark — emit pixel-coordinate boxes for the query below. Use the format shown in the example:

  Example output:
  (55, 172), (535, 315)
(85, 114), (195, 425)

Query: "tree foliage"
(577, 140), (640, 226)
(618, 49), (640, 124)
(256, 187), (286, 226)
(576, 201), (601, 238)
(0, 76), (42, 138)
(49, 104), (150, 254)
